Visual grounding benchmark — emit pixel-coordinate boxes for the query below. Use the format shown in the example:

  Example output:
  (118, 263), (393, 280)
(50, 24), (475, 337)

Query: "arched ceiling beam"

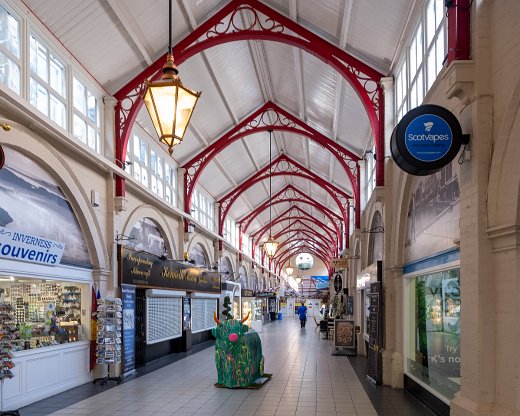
(218, 154), (350, 234)
(181, 101), (360, 218)
(273, 222), (333, 251)
(274, 232), (333, 264)
(114, 0), (385, 226)
(240, 184), (343, 245)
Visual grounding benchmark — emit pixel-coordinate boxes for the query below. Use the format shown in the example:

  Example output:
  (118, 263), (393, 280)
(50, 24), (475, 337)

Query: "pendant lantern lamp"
(263, 129), (279, 258)
(143, 0), (201, 155)
(285, 260), (294, 276)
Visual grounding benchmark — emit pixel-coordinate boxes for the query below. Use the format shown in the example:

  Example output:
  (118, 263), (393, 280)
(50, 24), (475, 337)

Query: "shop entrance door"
(135, 288), (146, 367)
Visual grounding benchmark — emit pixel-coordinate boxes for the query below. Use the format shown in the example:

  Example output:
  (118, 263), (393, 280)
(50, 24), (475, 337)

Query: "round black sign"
(390, 104), (463, 176)
(0, 144), (4, 170)
(333, 273), (342, 294)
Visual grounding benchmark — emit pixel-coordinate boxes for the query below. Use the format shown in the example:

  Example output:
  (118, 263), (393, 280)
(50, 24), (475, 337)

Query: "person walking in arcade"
(297, 302), (307, 328)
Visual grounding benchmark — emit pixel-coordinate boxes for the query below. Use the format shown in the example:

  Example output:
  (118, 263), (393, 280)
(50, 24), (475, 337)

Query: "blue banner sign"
(311, 275), (329, 290)
(122, 284), (136, 376)
(0, 227), (65, 266)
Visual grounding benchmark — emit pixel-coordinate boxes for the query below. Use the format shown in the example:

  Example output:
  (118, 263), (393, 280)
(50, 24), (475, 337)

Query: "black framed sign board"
(367, 281), (383, 385)
(391, 104), (468, 176)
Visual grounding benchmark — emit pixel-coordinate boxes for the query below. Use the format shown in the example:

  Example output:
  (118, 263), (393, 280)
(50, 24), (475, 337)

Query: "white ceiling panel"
(264, 42), (300, 114)
(336, 81), (372, 155)
(297, 0), (342, 41)
(347, 0), (411, 72)
(20, 0), (419, 260)
(302, 52), (337, 138)
(203, 42), (263, 120)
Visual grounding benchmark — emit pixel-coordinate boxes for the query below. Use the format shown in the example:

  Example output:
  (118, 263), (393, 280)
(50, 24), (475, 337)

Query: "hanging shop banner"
(121, 284), (136, 376)
(391, 104), (465, 176)
(311, 275), (329, 290)
(331, 258), (348, 269)
(119, 247), (221, 293)
(0, 227), (65, 266)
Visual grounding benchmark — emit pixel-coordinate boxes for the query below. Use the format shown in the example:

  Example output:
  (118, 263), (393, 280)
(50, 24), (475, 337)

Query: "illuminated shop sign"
(0, 228), (65, 266)
(391, 104), (468, 176)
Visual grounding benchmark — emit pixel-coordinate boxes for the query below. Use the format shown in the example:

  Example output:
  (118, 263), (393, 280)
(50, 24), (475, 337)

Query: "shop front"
(402, 161), (461, 415)
(0, 147), (95, 409)
(119, 246), (221, 367)
(256, 291), (278, 321)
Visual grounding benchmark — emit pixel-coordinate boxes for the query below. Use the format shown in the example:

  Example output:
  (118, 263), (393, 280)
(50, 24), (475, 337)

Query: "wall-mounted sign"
(121, 284), (136, 376)
(241, 289), (255, 297)
(333, 273), (343, 293)
(391, 104), (466, 176)
(0, 144), (4, 170)
(256, 291), (277, 298)
(0, 228), (65, 266)
(119, 247), (220, 293)
(331, 258), (348, 269)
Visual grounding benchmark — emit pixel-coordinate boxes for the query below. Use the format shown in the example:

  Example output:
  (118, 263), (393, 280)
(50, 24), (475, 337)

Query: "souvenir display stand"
(0, 302), (20, 416)
(93, 298), (122, 385)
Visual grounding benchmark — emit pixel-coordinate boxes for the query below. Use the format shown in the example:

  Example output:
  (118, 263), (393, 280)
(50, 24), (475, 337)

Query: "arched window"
(189, 243), (209, 267)
(126, 217), (166, 257)
(367, 211), (383, 265)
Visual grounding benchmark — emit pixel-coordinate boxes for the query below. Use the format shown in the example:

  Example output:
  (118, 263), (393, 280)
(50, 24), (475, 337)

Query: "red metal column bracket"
(447, 0), (471, 64)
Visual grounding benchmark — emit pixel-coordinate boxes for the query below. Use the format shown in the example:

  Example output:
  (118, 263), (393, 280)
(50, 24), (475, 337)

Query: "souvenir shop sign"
(391, 104), (466, 176)
(119, 247), (220, 293)
(331, 258), (348, 269)
(0, 227), (65, 266)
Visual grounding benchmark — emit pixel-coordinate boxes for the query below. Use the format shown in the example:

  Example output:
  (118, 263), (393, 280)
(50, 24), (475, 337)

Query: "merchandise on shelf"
(0, 302), (17, 380)
(95, 298), (122, 365)
(0, 280), (87, 351)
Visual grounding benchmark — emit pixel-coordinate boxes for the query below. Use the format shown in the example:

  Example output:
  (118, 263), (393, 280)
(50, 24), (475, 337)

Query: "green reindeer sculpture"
(211, 311), (264, 388)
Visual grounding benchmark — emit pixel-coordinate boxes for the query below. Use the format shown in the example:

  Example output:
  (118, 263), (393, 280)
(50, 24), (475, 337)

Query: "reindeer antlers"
(241, 311), (250, 323)
(213, 311), (220, 326)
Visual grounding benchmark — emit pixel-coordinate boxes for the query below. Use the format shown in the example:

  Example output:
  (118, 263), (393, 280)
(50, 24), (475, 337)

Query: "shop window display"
(0, 279), (88, 351)
(406, 268), (460, 400)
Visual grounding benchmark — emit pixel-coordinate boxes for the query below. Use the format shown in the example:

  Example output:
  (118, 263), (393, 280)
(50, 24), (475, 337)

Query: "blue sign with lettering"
(122, 285), (136, 376)
(405, 114), (453, 162)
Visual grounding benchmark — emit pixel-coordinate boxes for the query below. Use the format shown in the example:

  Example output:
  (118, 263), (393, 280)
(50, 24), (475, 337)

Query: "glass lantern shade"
(143, 56), (200, 155)
(263, 236), (279, 258)
(285, 265), (294, 276)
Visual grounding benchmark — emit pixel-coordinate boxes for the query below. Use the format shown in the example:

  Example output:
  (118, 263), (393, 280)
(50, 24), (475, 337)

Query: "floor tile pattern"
(19, 318), (435, 416)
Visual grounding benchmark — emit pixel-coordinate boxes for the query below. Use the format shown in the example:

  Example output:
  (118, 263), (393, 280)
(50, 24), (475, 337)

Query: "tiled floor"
(19, 317), (435, 416)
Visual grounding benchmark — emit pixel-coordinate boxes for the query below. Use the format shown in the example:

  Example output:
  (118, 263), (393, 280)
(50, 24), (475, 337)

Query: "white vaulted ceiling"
(21, 0), (414, 264)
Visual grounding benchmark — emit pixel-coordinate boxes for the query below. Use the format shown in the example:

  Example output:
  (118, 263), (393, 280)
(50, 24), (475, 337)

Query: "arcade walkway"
(20, 318), (434, 416)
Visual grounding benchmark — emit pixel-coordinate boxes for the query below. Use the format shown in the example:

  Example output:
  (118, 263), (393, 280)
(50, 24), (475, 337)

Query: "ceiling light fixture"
(263, 129), (278, 258)
(143, 0), (201, 155)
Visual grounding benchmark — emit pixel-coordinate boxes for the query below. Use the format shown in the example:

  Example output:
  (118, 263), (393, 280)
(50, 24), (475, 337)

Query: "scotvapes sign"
(391, 104), (465, 176)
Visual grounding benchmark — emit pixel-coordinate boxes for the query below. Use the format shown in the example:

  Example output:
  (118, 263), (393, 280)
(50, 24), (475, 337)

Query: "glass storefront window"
(0, 278), (89, 351)
(406, 268), (460, 400)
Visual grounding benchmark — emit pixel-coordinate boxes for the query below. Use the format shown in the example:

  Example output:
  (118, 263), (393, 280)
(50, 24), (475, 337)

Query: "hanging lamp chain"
(168, 0), (172, 54)
(269, 129), (272, 236)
